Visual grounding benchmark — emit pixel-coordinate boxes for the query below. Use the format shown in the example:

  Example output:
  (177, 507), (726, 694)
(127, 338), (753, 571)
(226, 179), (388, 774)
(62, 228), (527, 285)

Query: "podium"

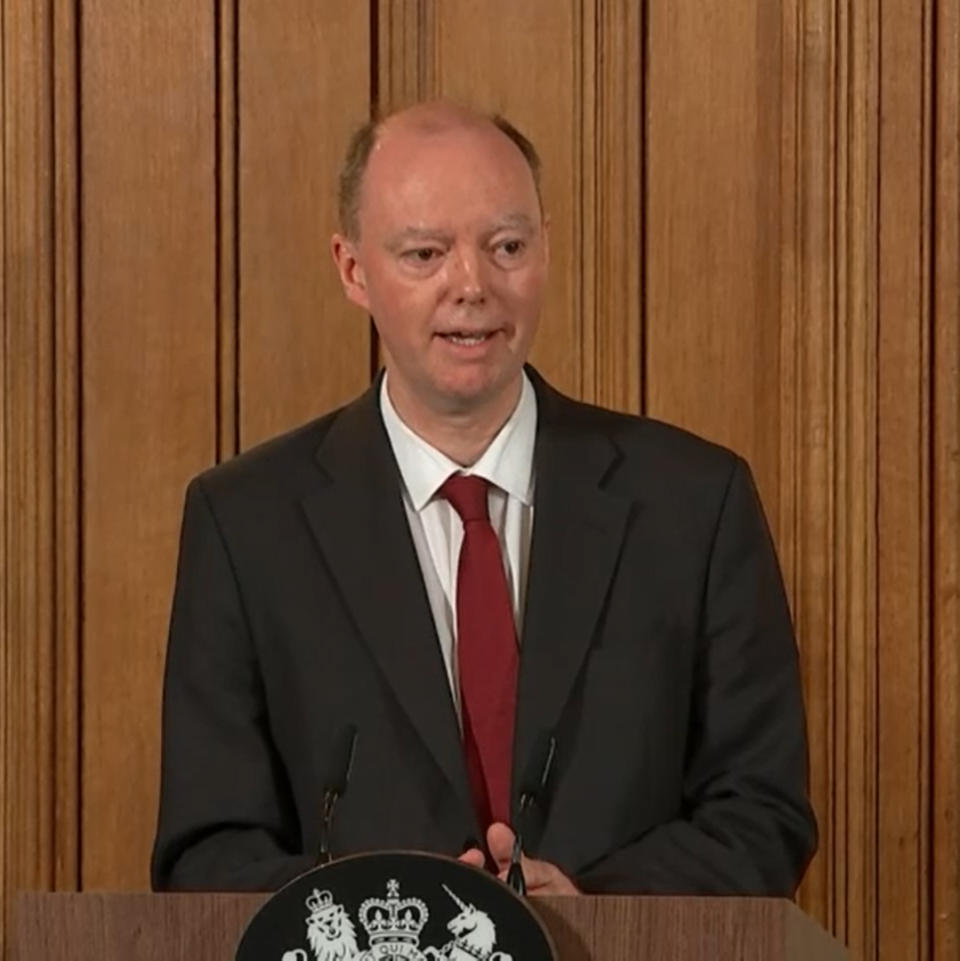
(13, 891), (847, 960)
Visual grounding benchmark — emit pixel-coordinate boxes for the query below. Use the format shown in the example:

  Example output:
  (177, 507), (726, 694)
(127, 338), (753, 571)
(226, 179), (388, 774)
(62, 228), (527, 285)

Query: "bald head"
(337, 101), (542, 240)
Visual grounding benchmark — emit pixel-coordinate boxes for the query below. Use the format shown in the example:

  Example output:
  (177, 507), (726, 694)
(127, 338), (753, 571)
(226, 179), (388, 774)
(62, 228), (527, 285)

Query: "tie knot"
(439, 473), (490, 523)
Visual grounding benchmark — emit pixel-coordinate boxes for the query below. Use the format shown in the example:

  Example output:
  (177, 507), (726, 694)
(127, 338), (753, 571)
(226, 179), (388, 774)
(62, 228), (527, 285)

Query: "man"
(151, 102), (816, 895)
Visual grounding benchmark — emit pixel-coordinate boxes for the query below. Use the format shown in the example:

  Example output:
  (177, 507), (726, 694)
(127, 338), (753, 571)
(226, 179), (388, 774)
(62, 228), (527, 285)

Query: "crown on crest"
(305, 889), (335, 915)
(359, 879), (428, 946)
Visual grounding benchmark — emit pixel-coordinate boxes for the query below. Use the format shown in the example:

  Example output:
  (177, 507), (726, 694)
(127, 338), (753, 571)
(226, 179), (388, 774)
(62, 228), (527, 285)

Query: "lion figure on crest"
(304, 889), (360, 961)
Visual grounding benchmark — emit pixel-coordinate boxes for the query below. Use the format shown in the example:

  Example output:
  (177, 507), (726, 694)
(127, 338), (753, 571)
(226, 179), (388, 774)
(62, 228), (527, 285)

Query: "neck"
(386, 375), (523, 466)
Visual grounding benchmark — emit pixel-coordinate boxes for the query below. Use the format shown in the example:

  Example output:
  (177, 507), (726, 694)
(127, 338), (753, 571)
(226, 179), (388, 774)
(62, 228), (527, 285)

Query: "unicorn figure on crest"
(423, 885), (513, 961)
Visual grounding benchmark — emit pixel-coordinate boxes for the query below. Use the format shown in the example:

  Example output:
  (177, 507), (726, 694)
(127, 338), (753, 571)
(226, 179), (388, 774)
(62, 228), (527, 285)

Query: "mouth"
(436, 329), (500, 347)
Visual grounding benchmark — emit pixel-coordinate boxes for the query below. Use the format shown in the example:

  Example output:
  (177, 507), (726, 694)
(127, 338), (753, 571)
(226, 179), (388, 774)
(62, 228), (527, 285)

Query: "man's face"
(332, 119), (548, 422)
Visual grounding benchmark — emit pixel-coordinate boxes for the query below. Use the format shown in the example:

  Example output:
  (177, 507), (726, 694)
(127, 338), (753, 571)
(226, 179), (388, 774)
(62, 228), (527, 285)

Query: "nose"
(448, 246), (486, 305)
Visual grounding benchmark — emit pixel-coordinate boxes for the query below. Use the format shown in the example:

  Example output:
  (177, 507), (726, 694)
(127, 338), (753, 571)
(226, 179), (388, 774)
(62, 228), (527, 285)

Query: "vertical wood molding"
(931, 2), (960, 957)
(583, 0), (642, 414)
(217, 0), (238, 461)
(835, 0), (881, 956)
(376, 0), (438, 111)
(877, 0), (934, 958)
(779, 0), (839, 932)
(2, 0), (81, 953)
(781, 2), (881, 957)
(51, 0), (81, 895)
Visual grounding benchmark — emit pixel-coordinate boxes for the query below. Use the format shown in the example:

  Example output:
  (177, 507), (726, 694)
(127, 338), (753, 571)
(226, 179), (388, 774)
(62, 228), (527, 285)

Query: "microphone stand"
(316, 725), (357, 866)
(506, 735), (556, 896)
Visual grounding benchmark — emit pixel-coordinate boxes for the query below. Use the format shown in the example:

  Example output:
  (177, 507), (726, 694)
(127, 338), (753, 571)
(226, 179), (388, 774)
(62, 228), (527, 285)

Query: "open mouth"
(438, 331), (496, 346)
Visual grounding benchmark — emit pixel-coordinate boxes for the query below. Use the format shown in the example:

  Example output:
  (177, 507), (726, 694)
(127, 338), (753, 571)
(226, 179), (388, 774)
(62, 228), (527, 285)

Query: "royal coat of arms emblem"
(237, 852), (554, 961)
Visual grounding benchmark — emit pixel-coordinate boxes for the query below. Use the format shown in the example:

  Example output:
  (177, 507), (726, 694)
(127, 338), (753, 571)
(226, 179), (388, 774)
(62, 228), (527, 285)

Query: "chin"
(438, 376), (520, 416)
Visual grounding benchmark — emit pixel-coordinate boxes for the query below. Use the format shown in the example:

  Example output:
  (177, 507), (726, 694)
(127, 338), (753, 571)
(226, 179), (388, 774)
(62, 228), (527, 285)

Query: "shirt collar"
(380, 371), (537, 512)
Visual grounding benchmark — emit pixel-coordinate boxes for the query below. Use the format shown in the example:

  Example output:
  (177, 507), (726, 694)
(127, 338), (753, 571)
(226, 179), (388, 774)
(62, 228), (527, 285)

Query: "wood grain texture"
(932, 1), (960, 956)
(237, 2), (371, 449)
(80, 0), (218, 890)
(777, 0), (839, 933)
(377, 0), (438, 109)
(51, 0), (82, 896)
(831, 1), (880, 957)
(877, 0), (934, 958)
(12, 892), (848, 961)
(2, 5), (81, 960)
(645, 0), (783, 508)
(2, 1), (56, 952)
(579, 0), (642, 414)
(778, 6), (882, 961)
(217, 0), (239, 461)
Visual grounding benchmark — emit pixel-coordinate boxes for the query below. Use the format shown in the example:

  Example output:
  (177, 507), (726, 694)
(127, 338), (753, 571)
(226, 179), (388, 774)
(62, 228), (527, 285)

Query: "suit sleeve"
(574, 457), (817, 895)
(151, 478), (314, 891)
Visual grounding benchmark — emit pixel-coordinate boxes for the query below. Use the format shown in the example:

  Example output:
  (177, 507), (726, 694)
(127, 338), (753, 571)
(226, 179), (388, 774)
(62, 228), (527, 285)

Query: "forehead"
(358, 121), (539, 230)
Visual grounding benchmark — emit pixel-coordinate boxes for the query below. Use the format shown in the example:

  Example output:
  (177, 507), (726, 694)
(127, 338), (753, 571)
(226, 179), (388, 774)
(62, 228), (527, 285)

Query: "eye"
(494, 238), (526, 258)
(402, 247), (442, 264)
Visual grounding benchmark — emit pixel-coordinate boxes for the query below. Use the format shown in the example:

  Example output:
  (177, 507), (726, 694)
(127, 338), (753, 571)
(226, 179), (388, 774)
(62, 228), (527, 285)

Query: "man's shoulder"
(188, 391), (367, 505)
(540, 381), (740, 486)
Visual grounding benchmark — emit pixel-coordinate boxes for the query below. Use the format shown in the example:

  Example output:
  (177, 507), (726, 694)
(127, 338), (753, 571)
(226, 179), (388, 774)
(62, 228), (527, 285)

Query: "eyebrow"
(386, 227), (452, 248)
(492, 213), (537, 232)
(385, 213), (538, 250)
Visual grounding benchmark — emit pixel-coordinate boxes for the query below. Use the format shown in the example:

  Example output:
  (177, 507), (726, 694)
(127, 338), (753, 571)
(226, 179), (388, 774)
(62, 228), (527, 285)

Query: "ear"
(331, 233), (372, 312)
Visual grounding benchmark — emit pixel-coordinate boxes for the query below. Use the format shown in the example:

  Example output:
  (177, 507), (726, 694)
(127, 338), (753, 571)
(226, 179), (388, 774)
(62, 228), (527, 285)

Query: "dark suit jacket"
(151, 368), (816, 894)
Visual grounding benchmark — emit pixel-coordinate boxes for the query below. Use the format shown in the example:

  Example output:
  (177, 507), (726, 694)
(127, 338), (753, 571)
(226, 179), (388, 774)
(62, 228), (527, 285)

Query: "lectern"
(14, 891), (847, 960)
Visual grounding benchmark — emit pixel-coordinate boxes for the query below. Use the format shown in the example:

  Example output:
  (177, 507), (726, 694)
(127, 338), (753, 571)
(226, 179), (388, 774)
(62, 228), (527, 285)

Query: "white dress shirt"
(379, 372), (537, 717)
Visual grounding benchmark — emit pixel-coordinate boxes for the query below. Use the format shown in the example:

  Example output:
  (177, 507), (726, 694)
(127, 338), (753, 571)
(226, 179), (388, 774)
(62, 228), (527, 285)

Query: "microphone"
(507, 733), (557, 895)
(316, 724), (357, 866)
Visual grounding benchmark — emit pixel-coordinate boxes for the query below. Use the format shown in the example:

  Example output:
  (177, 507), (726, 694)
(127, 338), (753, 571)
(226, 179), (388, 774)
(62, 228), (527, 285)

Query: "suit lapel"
(514, 374), (634, 802)
(299, 385), (476, 825)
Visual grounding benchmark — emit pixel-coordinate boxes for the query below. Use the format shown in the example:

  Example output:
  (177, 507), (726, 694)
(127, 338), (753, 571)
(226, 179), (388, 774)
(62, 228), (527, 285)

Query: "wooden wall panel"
(829, 1), (881, 956)
(217, 0), (239, 460)
(645, 0), (783, 505)
(1, 4), (80, 959)
(80, 1), (218, 889)
(877, 0), (933, 957)
(931, 1), (960, 956)
(237, 3), (371, 449)
(777, 0), (839, 933)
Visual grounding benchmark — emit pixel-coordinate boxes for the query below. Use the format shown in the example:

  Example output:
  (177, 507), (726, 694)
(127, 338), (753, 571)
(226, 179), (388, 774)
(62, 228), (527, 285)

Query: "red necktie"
(440, 474), (518, 828)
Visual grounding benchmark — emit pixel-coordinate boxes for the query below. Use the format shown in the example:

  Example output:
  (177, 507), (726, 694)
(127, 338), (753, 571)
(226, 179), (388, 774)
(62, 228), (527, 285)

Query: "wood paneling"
(877, 0), (934, 957)
(1, 5), (80, 961)
(237, 3), (371, 449)
(578, 0), (642, 413)
(645, 0), (783, 504)
(217, 0), (239, 461)
(778, 6), (883, 960)
(932, 2), (960, 957)
(777, 0), (840, 933)
(830, 1), (881, 956)
(377, 0), (438, 109)
(80, 0), (218, 889)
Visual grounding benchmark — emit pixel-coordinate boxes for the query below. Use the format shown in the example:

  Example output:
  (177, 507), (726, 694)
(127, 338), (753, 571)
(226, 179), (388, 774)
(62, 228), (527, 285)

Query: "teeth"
(445, 333), (488, 345)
